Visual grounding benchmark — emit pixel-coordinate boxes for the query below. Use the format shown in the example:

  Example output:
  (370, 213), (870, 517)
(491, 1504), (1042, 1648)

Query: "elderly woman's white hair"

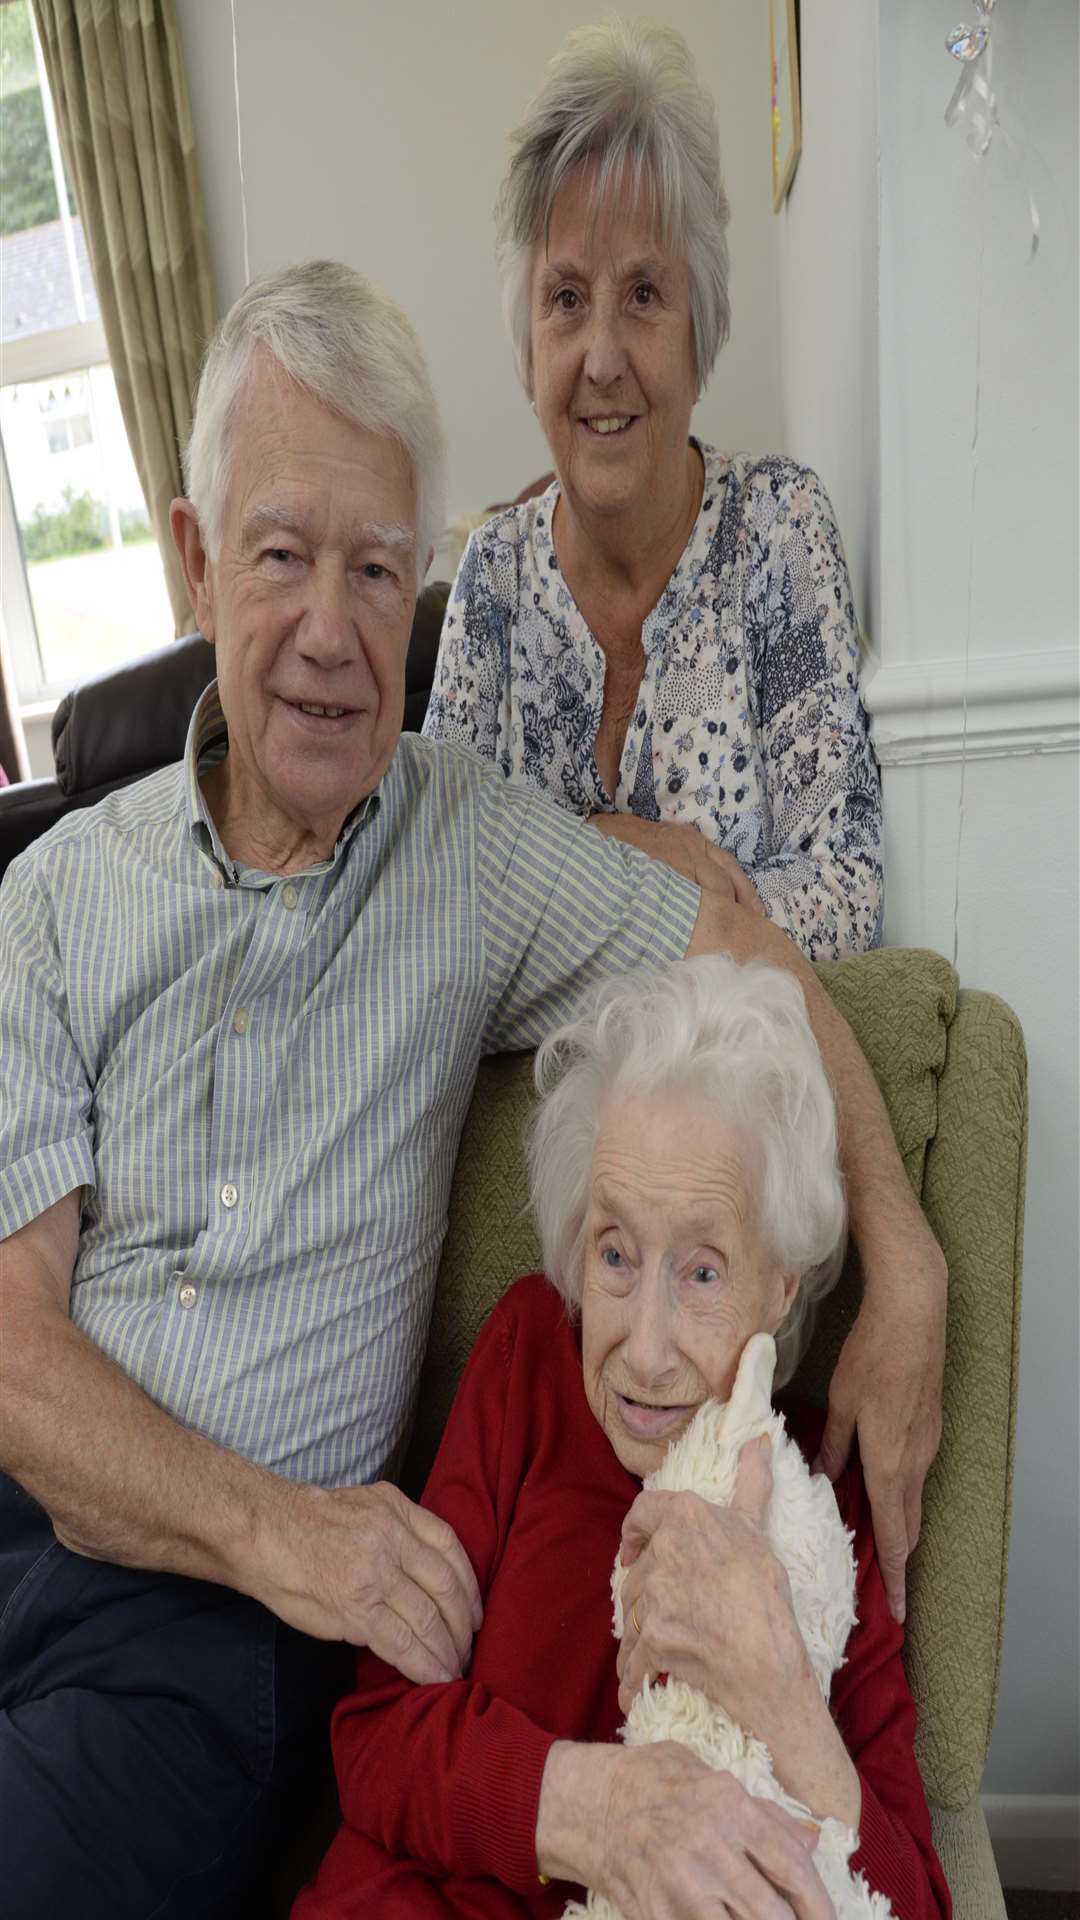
(495, 15), (731, 399)
(527, 954), (847, 1388)
(183, 260), (447, 584)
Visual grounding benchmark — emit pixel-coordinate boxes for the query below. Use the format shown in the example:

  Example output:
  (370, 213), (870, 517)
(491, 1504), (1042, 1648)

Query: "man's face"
(179, 358), (420, 852)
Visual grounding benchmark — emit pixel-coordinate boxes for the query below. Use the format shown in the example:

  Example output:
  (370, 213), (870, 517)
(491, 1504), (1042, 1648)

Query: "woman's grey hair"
(495, 16), (731, 399)
(183, 260), (447, 585)
(526, 955), (847, 1389)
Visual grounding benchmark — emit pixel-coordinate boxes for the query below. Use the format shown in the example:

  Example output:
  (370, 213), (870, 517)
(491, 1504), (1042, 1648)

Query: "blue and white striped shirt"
(0, 688), (698, 1486)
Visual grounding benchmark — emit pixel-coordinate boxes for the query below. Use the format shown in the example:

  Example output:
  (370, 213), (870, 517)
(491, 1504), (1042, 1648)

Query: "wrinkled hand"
(601, 1743), (832, 1920)
(591, 813), (766, 914)
(814, 1230), (947, 1623)
(258, 1480), (482, 1684)
(617, 1439), (806, 1730)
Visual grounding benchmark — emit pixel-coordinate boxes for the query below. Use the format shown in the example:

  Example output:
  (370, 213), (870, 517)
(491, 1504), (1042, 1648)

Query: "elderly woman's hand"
(617, 1438), (803, 1723)
(590, 813), (767, 914)
(616, 1439), (861, 1830)
(536, 1738), (834, 1920)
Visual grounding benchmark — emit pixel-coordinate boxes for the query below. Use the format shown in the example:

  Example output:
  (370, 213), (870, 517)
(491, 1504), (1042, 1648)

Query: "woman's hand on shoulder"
(590, 813), (766, 913)
(537, 1739), (833, 1919)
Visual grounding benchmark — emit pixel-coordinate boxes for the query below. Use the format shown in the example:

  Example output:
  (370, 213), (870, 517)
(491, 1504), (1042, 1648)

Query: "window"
(0, 0), (173, 708)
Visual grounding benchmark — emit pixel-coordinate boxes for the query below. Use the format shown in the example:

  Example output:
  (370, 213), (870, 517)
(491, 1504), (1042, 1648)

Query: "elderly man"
(0, 262), (944, 1918)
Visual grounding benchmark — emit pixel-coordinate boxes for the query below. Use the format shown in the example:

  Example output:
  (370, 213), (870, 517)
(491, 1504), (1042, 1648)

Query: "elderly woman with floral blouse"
(424, 17), (881, 964)
(294, 957), (949, 1920)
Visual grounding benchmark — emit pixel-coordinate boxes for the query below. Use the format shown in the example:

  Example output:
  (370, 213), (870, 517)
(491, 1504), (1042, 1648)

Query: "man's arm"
(0, 1194), (481, 1680)
(686, 892), (947, 1621)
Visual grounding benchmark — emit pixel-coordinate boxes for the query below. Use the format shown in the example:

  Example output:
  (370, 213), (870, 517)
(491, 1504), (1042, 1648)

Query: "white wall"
(872, 0), (1079, 1847)
(773, 0), (880, 643)
(175, 0), (784, 566)
(878, 0), (1078, 672)
(776, 0), (1080, 1865)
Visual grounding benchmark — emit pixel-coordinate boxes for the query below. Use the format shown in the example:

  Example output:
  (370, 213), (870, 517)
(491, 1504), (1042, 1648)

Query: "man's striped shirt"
(0, 688), (698, 1485)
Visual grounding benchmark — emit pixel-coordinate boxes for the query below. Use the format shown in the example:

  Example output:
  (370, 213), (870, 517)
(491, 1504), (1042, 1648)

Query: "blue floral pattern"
(423, 444), (883, 961)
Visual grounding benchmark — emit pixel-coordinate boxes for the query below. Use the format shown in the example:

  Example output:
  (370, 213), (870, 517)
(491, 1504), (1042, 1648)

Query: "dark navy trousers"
(0, 1472), (347, 1919)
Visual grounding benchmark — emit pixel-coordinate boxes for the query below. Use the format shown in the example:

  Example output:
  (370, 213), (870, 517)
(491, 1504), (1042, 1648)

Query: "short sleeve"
(0, 852), (95, 1237)
(743, 465), (883, 960)
(473, 767), (701, 1054)
(422, 529), (510, 762)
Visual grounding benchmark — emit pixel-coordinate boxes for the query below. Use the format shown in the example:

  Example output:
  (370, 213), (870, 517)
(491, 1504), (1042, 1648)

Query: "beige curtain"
(0, 627), (31, 783)
(31, 0), (215, 634)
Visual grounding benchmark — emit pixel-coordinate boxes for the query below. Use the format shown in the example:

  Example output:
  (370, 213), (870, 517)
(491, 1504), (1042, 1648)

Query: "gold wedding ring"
(630, 1598), (642, 1636)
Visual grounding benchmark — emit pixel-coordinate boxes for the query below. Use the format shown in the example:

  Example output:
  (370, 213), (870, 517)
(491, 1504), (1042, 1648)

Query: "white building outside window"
(0, 0), (173, 716)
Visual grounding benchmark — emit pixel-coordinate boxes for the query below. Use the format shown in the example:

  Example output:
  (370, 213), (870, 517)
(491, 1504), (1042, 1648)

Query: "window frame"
(1, 313), (112, 705)
(0, 3), (161, 714)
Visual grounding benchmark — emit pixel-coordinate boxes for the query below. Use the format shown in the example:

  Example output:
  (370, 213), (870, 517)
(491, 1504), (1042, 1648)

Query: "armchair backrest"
(404, 947), (1027, 1814)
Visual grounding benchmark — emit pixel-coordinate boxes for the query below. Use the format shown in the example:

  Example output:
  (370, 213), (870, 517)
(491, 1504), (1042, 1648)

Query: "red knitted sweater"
(293, 1275), (951, 1919)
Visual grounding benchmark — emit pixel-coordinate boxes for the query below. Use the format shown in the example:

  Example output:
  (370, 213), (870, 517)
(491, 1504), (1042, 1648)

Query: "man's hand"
(590, 813), (766, 914)
(253, 1480), (483, 1684)
(814, 1231), (947, 1623)
(3, 1201), (483, 1686)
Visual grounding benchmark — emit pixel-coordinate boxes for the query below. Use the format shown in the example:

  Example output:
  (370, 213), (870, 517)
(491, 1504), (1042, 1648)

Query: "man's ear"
(170, 498), (217, 643)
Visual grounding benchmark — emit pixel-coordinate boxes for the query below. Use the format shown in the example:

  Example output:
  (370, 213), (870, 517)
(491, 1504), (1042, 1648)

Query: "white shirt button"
(281, 884), (298, 910)
(232, 1008), (249, 1035)
(178, 1282), (198, 1309)
(210, 869), (224, 889)
(220, 1182), (239, 1209)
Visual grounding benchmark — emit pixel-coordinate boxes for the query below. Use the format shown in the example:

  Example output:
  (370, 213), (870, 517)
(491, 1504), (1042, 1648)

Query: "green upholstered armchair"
(404, 948), (1027, 1920)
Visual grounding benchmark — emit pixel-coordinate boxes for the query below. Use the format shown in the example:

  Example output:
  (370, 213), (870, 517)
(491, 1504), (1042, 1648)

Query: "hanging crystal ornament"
(943, 0), (1039, 258)
(945, 11), (998, 157)
(947, 25), (989, 61)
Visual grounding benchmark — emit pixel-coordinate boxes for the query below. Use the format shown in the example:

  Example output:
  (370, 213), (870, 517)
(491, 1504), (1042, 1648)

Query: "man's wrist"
(846, 1185), (946, 1302)
(201, 1452), (298, 1604)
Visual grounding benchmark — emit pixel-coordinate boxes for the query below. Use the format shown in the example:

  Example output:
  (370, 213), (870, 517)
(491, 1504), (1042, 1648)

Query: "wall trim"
(981, 1793), (1080, 1891)
(864, 647), (1080, 766)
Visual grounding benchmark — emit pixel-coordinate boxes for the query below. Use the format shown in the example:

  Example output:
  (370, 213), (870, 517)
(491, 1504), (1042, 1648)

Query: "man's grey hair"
(495, 16), (731, 400)
(183, 260), (447, 584)
(526, 955), (847, 1390)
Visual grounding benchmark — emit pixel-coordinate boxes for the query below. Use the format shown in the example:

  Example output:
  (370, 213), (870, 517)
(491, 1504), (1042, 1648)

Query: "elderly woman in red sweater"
(294, 957), (950, 1920)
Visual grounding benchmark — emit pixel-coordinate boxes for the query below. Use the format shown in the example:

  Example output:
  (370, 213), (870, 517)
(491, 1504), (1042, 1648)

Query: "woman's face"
(580, 1093), (799, 1479)
(529, 165), (698, 527)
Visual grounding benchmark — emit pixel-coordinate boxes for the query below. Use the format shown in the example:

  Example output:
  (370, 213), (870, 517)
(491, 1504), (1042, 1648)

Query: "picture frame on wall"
(770, 0), (802, 211)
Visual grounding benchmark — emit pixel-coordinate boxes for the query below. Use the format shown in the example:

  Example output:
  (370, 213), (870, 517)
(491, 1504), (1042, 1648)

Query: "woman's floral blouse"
(423, 443), (883, 961)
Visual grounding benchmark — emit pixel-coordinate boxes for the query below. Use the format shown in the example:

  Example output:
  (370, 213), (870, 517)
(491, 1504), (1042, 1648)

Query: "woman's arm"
(335, 1665), (561, 1891)
(616, 1438), (951, 1919)
(328, 1289), (565, 1892)
(537, 1740), (833, 1920)
(615, 1438), (860, 1827)
(744, 464), (883, 962)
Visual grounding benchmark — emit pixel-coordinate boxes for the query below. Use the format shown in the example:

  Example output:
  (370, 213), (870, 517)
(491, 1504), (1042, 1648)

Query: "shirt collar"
(183, 682), (380, 888)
